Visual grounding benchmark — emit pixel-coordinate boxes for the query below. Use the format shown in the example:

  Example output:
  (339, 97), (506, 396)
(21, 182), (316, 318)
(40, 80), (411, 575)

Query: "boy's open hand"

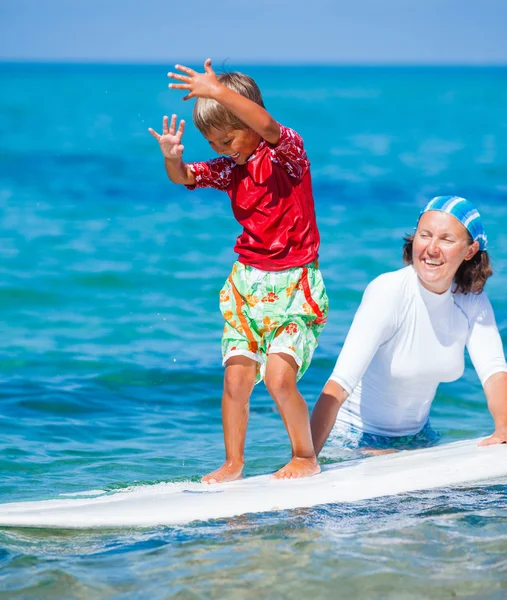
(168, 59), (220, 101)
(148, 115), (185, 160)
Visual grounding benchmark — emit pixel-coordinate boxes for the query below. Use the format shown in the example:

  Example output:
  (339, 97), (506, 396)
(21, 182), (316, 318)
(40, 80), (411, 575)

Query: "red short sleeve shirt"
(187, 125), (320, 271)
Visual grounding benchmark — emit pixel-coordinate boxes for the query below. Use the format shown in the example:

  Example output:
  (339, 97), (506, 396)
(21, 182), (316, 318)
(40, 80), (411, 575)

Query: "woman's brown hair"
(402, 234), (493, 294)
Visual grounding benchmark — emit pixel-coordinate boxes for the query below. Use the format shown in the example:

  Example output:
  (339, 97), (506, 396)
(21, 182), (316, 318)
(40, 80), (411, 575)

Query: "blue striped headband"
(420, 196), (488, 251)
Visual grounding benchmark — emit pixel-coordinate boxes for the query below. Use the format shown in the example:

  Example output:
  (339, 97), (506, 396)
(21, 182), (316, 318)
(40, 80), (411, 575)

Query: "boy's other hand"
(168, 58), (220, 101)
(148, 115), (185, 160)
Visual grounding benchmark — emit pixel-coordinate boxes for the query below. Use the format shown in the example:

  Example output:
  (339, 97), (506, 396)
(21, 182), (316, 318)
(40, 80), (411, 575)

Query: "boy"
(149, 59), (328, 483)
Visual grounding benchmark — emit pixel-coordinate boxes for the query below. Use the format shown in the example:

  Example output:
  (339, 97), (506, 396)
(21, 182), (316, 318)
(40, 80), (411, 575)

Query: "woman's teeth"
(424, 259), (443, 266)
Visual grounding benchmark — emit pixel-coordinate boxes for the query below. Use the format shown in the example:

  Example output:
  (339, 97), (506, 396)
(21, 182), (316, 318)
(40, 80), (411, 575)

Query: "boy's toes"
(272, 457), (320, 480)
(201, 461), (244, 485)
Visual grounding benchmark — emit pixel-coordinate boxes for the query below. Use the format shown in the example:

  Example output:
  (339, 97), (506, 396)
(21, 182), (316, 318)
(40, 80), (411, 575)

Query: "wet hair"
(402, 233), (493, 295)
(193, 72), (265, 135)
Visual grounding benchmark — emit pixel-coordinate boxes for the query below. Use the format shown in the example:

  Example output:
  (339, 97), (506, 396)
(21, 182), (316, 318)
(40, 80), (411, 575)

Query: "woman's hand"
(148, 114), (186, 160)
(480, 372), (507, 446)
(168, 59), (221, 101)
(478, 428), (507, 446)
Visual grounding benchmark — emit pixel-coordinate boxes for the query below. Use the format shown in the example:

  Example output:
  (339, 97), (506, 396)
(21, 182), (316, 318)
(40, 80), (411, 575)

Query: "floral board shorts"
(220, 261), (329, 383)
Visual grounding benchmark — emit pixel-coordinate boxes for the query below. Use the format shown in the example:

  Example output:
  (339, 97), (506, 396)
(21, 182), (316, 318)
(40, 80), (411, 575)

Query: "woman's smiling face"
(412, 210), (479, 294)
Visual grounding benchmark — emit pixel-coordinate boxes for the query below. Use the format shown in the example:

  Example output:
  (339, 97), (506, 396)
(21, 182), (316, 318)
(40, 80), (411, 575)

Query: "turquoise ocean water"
(0, 64), (506, 598)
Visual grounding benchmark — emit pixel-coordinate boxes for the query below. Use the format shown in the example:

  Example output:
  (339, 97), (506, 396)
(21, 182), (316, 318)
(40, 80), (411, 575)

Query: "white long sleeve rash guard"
(330, 266), (507, 436)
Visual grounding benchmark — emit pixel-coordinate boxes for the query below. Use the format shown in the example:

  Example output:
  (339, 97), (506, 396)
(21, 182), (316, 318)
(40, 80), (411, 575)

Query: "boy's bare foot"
(201, 460), (244, 485)
(272, 456), (321, 480)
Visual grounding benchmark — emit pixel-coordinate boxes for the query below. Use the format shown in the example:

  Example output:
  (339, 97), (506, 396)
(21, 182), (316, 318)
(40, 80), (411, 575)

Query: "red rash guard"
(186, 125), (320, 271)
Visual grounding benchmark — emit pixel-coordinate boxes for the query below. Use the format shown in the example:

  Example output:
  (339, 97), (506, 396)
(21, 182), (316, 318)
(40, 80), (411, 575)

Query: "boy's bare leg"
(264, 353), (320, 479)
(202, 355), (257, 484)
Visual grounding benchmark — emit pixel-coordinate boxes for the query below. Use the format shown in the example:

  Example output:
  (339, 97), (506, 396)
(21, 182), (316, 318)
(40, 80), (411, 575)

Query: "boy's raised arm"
(169, 59), (280, 145)
(148, 115), (195, 185)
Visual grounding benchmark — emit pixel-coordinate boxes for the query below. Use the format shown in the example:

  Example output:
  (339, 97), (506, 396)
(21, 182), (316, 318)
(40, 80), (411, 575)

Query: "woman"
(311, 196), (507, 455)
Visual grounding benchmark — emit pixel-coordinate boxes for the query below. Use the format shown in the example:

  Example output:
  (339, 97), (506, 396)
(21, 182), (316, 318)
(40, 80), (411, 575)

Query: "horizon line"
(1, 58), (507, 68)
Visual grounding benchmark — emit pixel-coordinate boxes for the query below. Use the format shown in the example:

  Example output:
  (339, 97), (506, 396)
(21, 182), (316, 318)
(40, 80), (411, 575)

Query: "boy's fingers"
(168, 114), (176, 135)
(163, 115), (170, 134)
(204, 58), (214, 73)
(176, 119), (186, 139)
(169, 83), (191, 91)
(148, 128), (160, 140)
(168, 72), (191, 83)
(175, 64), (197, 76)
(182, 93), (194, 101)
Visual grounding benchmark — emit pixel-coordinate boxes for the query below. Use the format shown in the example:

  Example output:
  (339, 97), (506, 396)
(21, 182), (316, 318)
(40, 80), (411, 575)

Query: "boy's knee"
(224, 371), (245, 395)
(264, 371), (296, 401)
(224, 359), (257, 395)
(264, 352), (299, 400)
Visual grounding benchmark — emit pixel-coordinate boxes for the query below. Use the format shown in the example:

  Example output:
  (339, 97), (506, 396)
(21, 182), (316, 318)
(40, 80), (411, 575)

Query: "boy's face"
(204, 127), (261, 165)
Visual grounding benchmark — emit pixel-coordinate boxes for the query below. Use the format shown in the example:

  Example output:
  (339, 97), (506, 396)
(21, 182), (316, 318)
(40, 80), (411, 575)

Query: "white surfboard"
(0, 438), (505, 529)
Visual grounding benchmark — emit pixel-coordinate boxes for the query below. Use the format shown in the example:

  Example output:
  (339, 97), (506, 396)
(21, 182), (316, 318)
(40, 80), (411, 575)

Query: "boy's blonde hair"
(193, 72), (265, 135)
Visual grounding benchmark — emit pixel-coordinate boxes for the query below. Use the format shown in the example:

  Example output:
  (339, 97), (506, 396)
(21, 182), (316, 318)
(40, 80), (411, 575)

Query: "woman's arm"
(463, 293), (507, 445)
(311, 380), (349, 456)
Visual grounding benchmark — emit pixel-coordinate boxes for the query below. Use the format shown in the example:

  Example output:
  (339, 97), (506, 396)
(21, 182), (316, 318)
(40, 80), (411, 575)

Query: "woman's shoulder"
(452, 288), (493, 321)
(365, 266), (414, 299)
(362, 267), (415, 318)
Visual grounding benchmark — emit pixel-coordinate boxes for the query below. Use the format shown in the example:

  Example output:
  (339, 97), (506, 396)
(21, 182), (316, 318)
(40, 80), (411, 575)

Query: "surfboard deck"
(0, 438), (505, 529)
